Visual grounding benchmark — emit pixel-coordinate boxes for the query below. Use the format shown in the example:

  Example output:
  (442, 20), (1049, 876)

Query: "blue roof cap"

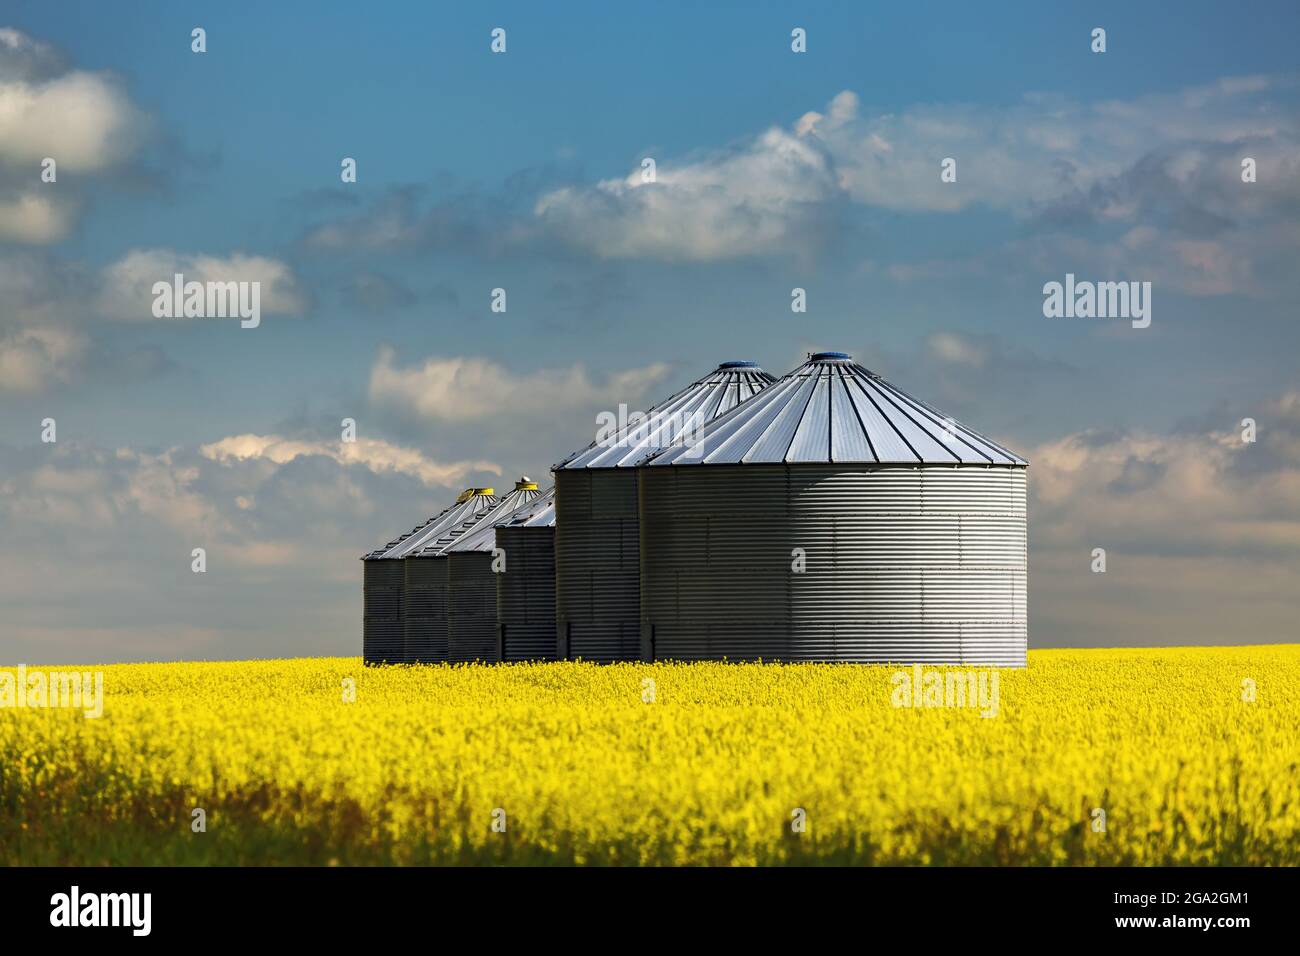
(810, 351), (852, 362)
(717, 360), (758, 369)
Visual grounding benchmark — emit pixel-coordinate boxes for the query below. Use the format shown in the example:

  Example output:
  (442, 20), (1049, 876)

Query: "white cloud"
(0, 191), (75, 243)
(533, 126), (840, 260)
(199, 433), (501, 488)
(98, 249), (306, 321)
(1029, 397), (1300, 557)
(368, 347), (674, 423)
(0, 325), (86, 392)
(0, 27), (64, 81)
(533, 78), (1300, 265)
(0, 69), (146, 170)
(0, 436), (511, 662)
(1024, 394), (1300, 645)
(0, 28), (148, 243)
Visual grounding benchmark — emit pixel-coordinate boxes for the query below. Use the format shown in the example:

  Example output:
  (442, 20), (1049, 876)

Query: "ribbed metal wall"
(404, 556), (450, 663)
(554, 468), (640, 662)
(362, 561), (405, 665)
(448, 553), (499, 663)
(638, 464), (1027, 666)
(496, 525), (556, 662)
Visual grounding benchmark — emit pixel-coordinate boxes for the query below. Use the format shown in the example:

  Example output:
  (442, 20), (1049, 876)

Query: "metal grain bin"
(409, 480), (540, 663)
(361, 486), (497, 665)
(495, 489), (557, 662)
(361, 560), (405, 665)
(553, 361), (774, 662)
(399, 488), (497, 663)
(639, 352), (1029, 667)
(444, 480), (543, 663)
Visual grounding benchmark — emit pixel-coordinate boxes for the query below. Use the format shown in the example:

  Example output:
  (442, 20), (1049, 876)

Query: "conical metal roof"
(362, 487), (497, 560)
(423, 479), (544, 555)
(645, 352), (1027, 466)
(555, 360), (775, 470)
(499, 486), (556, 529)
(445, 485), (556, 553)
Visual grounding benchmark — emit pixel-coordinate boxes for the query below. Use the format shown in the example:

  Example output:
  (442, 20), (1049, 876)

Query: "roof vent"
(809, 351), (852, 362)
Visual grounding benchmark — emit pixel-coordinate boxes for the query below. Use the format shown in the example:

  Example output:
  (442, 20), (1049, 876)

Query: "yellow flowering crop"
(2, 646), (1297, 865)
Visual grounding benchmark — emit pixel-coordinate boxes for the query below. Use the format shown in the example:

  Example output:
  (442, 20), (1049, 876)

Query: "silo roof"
(446, 485), (556, 553)
(363, 488), (498, 560)
(425, 480), (544, 555)
(645, 352), (1027, 466)
(498, 486), (556, 529)
(554, 360), (775, 470)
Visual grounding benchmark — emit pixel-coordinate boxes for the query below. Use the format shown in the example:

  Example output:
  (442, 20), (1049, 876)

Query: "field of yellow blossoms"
(2, 646), (1298, 865)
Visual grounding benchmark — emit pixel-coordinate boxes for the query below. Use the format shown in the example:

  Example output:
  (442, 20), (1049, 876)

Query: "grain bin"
(639, 352), (1028, 666)
(396, 488), (497, 663)
(494, 488), (557, 662)
(553, 360), (775, 662)
(444, 479), (544, 663)
(361, 486), (497, 665)
(408, 480), (539, 663)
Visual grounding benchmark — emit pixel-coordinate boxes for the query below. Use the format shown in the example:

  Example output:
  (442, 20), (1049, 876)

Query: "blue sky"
(2, 1), (1298, 661)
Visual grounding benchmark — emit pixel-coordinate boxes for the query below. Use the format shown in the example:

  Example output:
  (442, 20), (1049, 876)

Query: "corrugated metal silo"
(400, 488), (497, 663)
(407, 480), (539, 663)
(494, 488), (556, 662)
(361, 487), (496, 665)
(360, 560), (405, 665)
(444, 479), (544, 663)
(639, 352), (1029, 667)
(553, 361), (775, 662)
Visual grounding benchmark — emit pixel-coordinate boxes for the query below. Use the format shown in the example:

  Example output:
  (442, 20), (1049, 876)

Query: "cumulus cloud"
(0, 251), (178, 394)
(815, 80), (1298, 216)
(0, 27), (66, 81)
(528, 77), (1300, 273)
(0, 434), (509, 662)
(1024, 393), (1300, 645)
(368, 347), (674, 423)
(0, 65), (146, 170)
(0, 191), (75, 243)
(533, 126), (841, 260)
(199, 433), (500, 488)
(97, 249), (307, 320)
(0, 28), (149, 243)
(294, 76), (1298, 279)
(1029, 390), (1300, 561)
(0, 325), (87, 392)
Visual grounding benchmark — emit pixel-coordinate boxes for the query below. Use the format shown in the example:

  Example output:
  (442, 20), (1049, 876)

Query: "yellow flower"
(1, 647), (1297, 865)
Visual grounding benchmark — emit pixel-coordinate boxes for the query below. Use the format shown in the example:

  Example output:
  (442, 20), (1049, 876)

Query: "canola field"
(2, 646), (1298, 866)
